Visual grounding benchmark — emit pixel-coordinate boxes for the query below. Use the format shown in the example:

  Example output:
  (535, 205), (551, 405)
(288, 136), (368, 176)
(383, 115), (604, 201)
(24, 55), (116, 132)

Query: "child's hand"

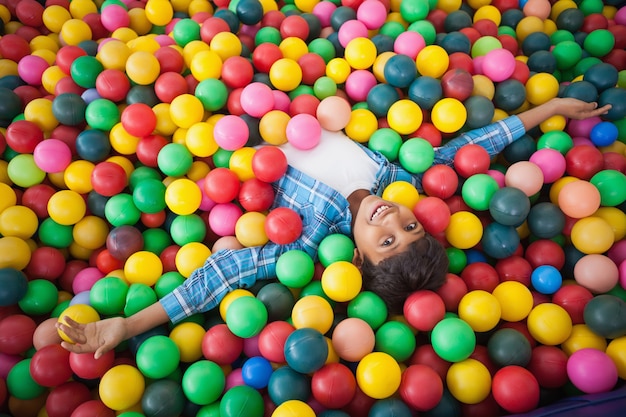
(57, 316), (127, 359)
(556, 97), (612, 120)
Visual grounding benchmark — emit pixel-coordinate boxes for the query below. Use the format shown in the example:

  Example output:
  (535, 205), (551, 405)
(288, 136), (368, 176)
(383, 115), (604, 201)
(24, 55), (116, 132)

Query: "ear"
(352, 248), (363, 270)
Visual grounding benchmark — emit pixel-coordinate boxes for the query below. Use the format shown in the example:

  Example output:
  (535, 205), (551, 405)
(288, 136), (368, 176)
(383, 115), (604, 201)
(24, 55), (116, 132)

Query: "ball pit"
(0, 0), (625, 416)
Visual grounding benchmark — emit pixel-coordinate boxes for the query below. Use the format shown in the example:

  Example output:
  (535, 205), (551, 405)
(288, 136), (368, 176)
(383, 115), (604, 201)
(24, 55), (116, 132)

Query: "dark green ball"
(522, 32), (551, 56)
(493, 79), (526, 112)
(584, 295), (626, 339)
(256, 282), (295, 322)
(583, 63), (619, 92)
(556, 8), (585, 32)
(527, 202), (566, 239)
(464, 95), (495, 129)
(487, 328), (532, 367)
(562, 80), (598, 102)
(598, 87), (626, 121)
(52, 93), (86, 126)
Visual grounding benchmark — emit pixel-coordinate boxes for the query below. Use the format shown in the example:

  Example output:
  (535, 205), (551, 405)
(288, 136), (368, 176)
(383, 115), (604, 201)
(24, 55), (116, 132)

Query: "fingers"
(60, 340), (91, 354)
(56, 321), (86, 345)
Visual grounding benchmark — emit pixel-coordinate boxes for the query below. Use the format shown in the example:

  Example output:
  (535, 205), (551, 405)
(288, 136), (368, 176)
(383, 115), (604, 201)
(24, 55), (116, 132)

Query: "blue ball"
(0, 268), (28, 307)
(531, 265), (563, 295)
(481, 222), (521, 260)
(241, 356), (273, 389)
(284, 328), (328, 374)
(267, 365), (311, 405)
(384, 54), (418, 89)
(408, 76), (442, 110)
(590, 121), (618, 147)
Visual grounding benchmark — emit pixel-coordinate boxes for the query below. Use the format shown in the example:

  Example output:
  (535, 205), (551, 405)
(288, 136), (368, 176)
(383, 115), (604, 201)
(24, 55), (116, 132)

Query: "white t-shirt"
(278, 129), (379, 198)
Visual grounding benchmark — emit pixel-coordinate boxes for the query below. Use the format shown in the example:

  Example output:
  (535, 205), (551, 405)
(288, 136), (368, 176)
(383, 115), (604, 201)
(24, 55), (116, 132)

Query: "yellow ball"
(492, 281), (534, 322)
(165, 178), (202, 215)
(527, 303), (572, 345)
(446, 358), (492, 404)
(0, 236), (32, 270)
(270, 58), (302, 91)
(219, 288), (254, 322)
(47, 190), (86, 226)
(96, 39), (131, 71)
(570, 216), (615, 254)
(99, 365), (145, 411)
(593, 206), (626, 241)
(606, 336), (626, 379)
(458, 290), (502, 332)
(540, 115), (567, 132)
(344, 37), (377, 70)
(279, 36), (308, 61)
(345, 108), (378, 143)
(42, 4), (72, 33)
(170, 94), (205, 129)
(550, 0), (577, 21)
(445, 211), (483, 249)
(321, 261), (362, 302)
(561, 324), (608, 356)
(41, 65), (67, 95)
(110, 123), (140, 155)
(382, 181), (420, 209)
(516, 16), (545, 43)
(260, 110), (290, 145)
(416, 45), (450, 78)
(24, 98), (58, 133)
(72, 215), (109, 250)
(272, 400), (316, 417)
(169, 322), (206, 362)
(294, 0), (319, 12)
(57, 304), (101, 343)
(229, 147), (257, 182)
(0, 205), (38, 240)
(145, 0), (174, 26)
(235, 212), (268, 247)
(387, 99), (423, 135)
(175, 242), (211, 278)
(0, 182), (17, 214)
(474, 5), (501, 25)
(438, 0), (463, 13)
(128, 8), (152, 35)
(189, 49), (222, 81)
(211, 31), (243, 61)
(153, 103), (178, 136)
(126, 51), (161, 86)
(186, 122), (219, 157)
(64, 159), (95, 194)
(431, 98), (467, 133)
(291, 295), (334, 334)
(326, 58), (351, 84)
(526, 72), (559, 105)
(372, 51), (395, 83)
(68, 0), (97, 19)
(472, 74), (495, 100)
(124, 251), (163, 286)
(356, 352), (402, 399)
(60, 19), (92, 45)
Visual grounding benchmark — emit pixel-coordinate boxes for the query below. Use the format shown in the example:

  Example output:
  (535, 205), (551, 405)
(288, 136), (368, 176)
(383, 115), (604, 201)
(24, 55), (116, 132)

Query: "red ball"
(426, 9), (448, 33)
(527, 345), (569, 389)
(70, 400), (115, 417)
(136, 134), (169, 167)
(106, 225), (144, 261)
(410, 122), (442, 147)
(492, 0), (519, 12)
(141, 210), (167, 228)
(435, 273), (468, 312)
(238, 178), (275, 212)
(582, 13), (608, 33)
(121, 103), (157, 138)
(95, 69), (131, 103)
(5, 119), (44, 153)
(226, 87), (245, 116)
(470, 344), (498, 375)
(311, 363), (357, 409)
(413, 196), (451, 234)
(154, 46), (185, 74)
(447, 52), (474, 75)
(288, 94), (320, 117)
(200, 16), (232, 43)
(603, 151), (626, 173)
(297, 52), (326, 85)
(460, 262), (500, 292)
(492, 366), (540, 414)
(154, 72), (188, 103)
(565, 145), (605, 180)
(55, 76), (85, 96)
(252, 42), (283, 73)
(201, 323), (244, 365)
(459, 27), (481, 46)
(408, 344), (451, 381)
(552, 284), (593, 325)
(83, 12), (109, 41)
(91, 161), (128, 197)
(0, 314), (36, 355)
(403, 290), (446, 332)
(46, 381), (92, 417)
(524, 239), (565, 270)
(422, 164), (459, 199)
(68, 350), (116, 380)
(399, 364), (443, 412)
(15, 0), (45, 27)
(25, 246), (66, 281)
(0, 34), (31, 62)
(252, 146), (288, 183)
(265, 207), (303, 245)
(221, 56), (254, 89)
(258, 320), (295, 364)
(498, 34), (519, 56)
(95, 249), (124, 275)
(441, 68), (474, 101)
(510, 60), (530, 84)
(58, 259), (88, 293)
(279, 15), (309, 40)
(453, 144), (491, 177)
(29, 344), (72, 387)
(462, 395), (502, 417)
(51, 125), (80, 155)
(473, 18), (498, 37)
(495, 255), (532, 287)
(204, 168), (241, 203)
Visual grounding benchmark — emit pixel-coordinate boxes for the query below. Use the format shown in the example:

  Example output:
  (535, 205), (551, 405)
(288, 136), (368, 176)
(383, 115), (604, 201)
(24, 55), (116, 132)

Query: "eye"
(405, 223), (417, 231)
(382, 237), (394, 246)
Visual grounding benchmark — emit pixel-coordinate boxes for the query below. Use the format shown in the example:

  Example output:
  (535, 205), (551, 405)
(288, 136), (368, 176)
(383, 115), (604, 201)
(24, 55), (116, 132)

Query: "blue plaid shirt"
(160, 115), (526, 323)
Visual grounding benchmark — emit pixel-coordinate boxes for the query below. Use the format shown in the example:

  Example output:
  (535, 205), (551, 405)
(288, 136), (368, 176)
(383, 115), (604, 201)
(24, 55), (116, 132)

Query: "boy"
(58, 97), (610, 359)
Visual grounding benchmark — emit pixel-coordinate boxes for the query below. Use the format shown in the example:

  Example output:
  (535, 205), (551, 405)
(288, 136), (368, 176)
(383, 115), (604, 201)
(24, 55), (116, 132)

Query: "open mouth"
(370, 204), (391, 221)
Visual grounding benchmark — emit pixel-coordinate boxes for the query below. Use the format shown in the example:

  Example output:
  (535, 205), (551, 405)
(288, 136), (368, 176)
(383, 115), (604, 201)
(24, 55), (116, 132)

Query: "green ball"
(461, 173), (500, 211)
(313, 76), (337, 100)
(375, 320), (416, 362)
(155, 271), (185, 299)
(105, 193), (141, 227)
(399, 0), (430, 23)
(583, 29), (615, 57)
(90, 276), (129, 316)
(50, 299), (71, 319)
(142, 228), (172, 255)
(255, 26), (282, 46)
(308, 38), (336, 63)
(6, 359), (46, 400)
(537, 130), (574, 154)
(347, 291), (388, 330)
(195, 78), (229, 112)
(573, 56), (602, 78)
(225, 296), (268, 338)
(132, 178), (166, 214)
(220, 385), (264, 417)
(158, 143), (193, 177)
(408, 20), (436, 45)
(550, 29), (575, 45)
(579, 0), (605, 16)
(18, 279), (58, 316)
(431, 317), (476, 362)
(212, 148), (233, 168)
(471, 36), (502, 57)
(52, 93), (87, 126)
(552, 40), (583, 70)
(497, 26), (516, 38)
(124, 283), (157, 317)
(275, 249), (315, 288)
(70, 55), (103, 88)
(85, 98), (120, 131)
(368, 128), (402, 162)
(590, 169), (626, 206)
(398, 137), (435, 174)
(7, 154), (45, 188)
(378, 21), (406, 40)
(137, 335), (181, 379)
(129, 166), (162, 191)
(256, 282), (295, 322)
(288, 86), (314, 100)
(172, 18), (201, 47)
(182, 360), (225, 405)
(38, 218), (73, 248)
(446, 247), (467, 274)
(299, 280), (335, 307)
(169, 214), (206, 246)
(317, 233), (355, 267)
(197, 403), (221, 417)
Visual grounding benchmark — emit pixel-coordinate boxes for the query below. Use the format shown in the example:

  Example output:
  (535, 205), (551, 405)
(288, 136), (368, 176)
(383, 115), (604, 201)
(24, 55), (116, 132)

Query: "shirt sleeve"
(432, 115), (526, 166)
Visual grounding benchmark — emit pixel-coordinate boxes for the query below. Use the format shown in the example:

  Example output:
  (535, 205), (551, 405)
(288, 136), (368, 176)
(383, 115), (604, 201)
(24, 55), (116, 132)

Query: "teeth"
(371, 205), (390, 220)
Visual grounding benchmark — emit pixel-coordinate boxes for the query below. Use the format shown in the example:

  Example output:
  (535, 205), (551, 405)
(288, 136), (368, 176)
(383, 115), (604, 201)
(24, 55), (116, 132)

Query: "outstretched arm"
(516, 97), (612, 131)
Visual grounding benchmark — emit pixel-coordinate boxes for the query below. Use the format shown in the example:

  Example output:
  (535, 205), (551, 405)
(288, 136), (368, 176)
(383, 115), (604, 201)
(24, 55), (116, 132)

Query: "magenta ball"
(345, 69), (377, 102)
(100, 4), (130, 32)
(272, 90), (291, 112)
(225, 367), (245, 390)
(394, 31), (426, 59)
(529, 148), (566, 183)
(240, 82), (275, 118)
(33, 139), (72, 173)
(356, 0), (388, 30)
(482, 48), (516, 82)
(567, 116), (601, 138)
(286, 114), (321, 150)
(608, 240), (626, 266)
(213, 115), (249, 151)
(196, 178), (217, 212)
(615, 6), (626, 25)
(72, 267), (104, 294)
(337, 19), (368, 47)
(566, 348), (618, 394)
(312, 1), (337, 27)
(486, 169), (506, 187)
(17, 55), (49, 86)
(620, 260), (626, 289)
(208, 203), (242, 236)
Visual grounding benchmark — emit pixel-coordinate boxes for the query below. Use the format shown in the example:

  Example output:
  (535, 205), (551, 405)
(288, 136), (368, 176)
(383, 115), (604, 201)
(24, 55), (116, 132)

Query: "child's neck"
(347, 189), (371, 226)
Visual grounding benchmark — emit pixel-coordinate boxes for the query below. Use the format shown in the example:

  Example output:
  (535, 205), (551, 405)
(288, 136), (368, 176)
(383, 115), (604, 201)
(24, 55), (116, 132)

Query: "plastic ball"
(531, 265), (563, 295)
(311, 362), (357, 409)
(598, 87), (626, 121)
(99, 364), (145, 411)
(590, 170), (626, 207)
(570, 216), (615, 254)
(331, 317), (375, 362)
(416, 45), (449, 79)
(492, 366), (540, 414)
(458, 290), (502, 332)
(264, 207), (303, 245)
(527, 303), (572, 346)
(135, 335), (180, 380)
(557, 180), (601, 219)
(492, 281), (533, 322)
(356, 352), (401, 400)
(445, 211), (483, 250)
(567, 348), (618, 394)
(446, 358), (492, 404)
(431, 98), (466, 134)
(284, 327), (328, 374)
(402, 290), (446, 332)
(505, 161), (544, 197)
(226, 296), (267, 338)
(275, 250), (315, 289)
(291, 295), (334, 334)
(487, 328), (532, 368)
(482, 48), (516, 82)
(488, 187), (531, 227)
(574, 254), (619, 294)
(431, 317), (476, 362)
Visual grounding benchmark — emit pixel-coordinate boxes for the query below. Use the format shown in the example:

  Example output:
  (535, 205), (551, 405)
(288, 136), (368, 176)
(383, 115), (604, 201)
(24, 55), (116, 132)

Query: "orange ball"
(331, 317), (376, 362)
(557, 180), (601, 219)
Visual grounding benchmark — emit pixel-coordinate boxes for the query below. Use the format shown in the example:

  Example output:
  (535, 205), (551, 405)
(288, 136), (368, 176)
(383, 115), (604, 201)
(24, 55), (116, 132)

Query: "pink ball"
(614, 5), (626, 25)
(72, 267), (105, 294)
(272, 90), (291, 112)
(567, 348), (618, 394)
(482, 48), (516, 82)
(312, 1), (337, 27)
(208, 203), (242, 236)
(529, 148), (566, 183)
(240, 82), (275, 118)
(33, 139), (72, 173)
(17, 55), (49, 86)
(0, 353), (21, 380)
(357, 0), (388, 30)
(486, 169), (506, 187)
(574, 254), (619, 293)
(316, 96), (352, 131)
(567, 116), (601, 138)
(337, 19), (369, 47)
(620, 259), (626, 290)
(345, 69), (377, 102)
(504, 161), (544, 197)
(225, 367), (245, 390)
(286, 114), (321, 150)
(608, 240), (626, 266)
(243, 334), (261, 357)
(472, 55), (485, 75)
(213, 115), (249, 151)
(571, 136), (594, 147)
(100, 4), (130, 32)
(394, 31), (426, 60)
(195, 178), (217, 212)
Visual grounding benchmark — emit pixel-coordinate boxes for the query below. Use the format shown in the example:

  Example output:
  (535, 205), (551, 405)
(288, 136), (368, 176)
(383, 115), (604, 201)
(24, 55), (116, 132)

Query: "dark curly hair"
(360, 234), (449, 314)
